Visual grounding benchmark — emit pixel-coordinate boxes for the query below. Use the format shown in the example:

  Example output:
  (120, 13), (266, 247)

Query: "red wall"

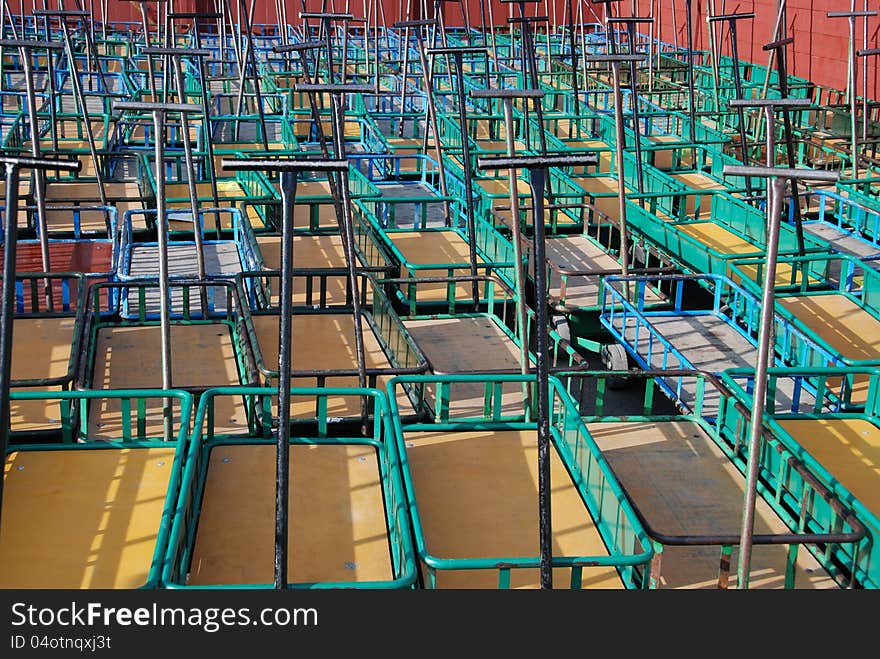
(8, 0), (879, 99)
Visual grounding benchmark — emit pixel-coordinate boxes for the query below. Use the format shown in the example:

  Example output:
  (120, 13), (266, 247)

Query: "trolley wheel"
(550, 314), (571, 344)
(601, 343), (630, 390)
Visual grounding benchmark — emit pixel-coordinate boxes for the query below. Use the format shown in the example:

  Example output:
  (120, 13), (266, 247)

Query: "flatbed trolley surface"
(3, 205), (120, 294)
(81, 280), (254, 440)
(355, 206), (517, 310)
(140, 154), (279, 232)
(790, 189), (880, 269)
(624, 195), (831, 286)
(239, 274), (427, 430)
(354, 153), (460, 229)
(600, 274), (847, 413)
(387, 374), (653, 589)
(40, 185), (141, 235)
(252, 234), (394, 308)
(534, 226), (674, 368)
(401, 307), (583, 419)
(7, 273), (86, 440)
(1, 389), (192, 588)
(256, 164), (381, 233)
(573, 370), (862, 589)
(162, 387), (416, 588)
(722, 368), (880, 588)
(730, 252), (880, 406)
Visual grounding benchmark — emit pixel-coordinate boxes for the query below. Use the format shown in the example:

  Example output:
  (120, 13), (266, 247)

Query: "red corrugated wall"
(8, 0), (878, 99)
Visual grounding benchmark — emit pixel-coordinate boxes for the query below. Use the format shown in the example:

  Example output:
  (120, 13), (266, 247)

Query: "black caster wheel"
(601, 343), (630, 390)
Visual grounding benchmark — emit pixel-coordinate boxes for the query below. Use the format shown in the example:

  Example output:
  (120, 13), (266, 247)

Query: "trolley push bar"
(221, 156), (348, 590)
(141, 46), (222, 235)
(32, 9), (112, 213)
(120, 0), (165, 103)
(583, 52), (647, 302)
(827, 9), (878, 180)
(391, 19), (451, 222)
(146, 36), (223, 220)
(230, 0), (270, 148)
(114, 99), (203, 443)
(729, 96), (814, 257)
(425, 45), (489, 311)
(470, 87), (544, 391)
(502, 0), (553, 202)
(0, 154), (81, 533)
(761, 36), (808, 244)
(722, 161), (839, 590)
(297, 12), (355, 85)
(605, 16), (656, 190)
(293, 82), (373, 425)
(857, 48), (880, 145)
(31, 8), (110, 94)
(0, 39), (65, 284)
(477, 151), (598, 591)
(706, 13), (756, 197)
(585, 51), (649, 195)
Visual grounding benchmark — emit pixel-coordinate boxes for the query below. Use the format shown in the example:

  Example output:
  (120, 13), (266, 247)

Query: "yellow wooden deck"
(676, 222), (804, 286)
(186, 444), (391, 585)
(560, 139), (613, 171)
(778, 417), (880, 517)
(778, 294), (880, 405)
(388, 230), (485, 301)
(669, 171), (725, 215)
(89, 324), (248, 439)
(250, 313), (407, 418)
(476, 177), (532, 198)
(402, 429), (623, 589)
(648, 134), (692, 170)
(588, 421), (836, 589)
(256, 234), (352, 305)
(1, 447), (176, 588)
(9, 317), (76, 433)
(568, 174), (626, 220)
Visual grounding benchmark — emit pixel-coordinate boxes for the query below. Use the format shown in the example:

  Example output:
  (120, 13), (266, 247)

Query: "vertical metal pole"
(849, 15), (859, 178)
(329, 92), (369, 426)
(20, 47), (52, 290)
(152, 108), (174, 442)
(409, 25), (450, 222)
(274, 169), (296, 590)
(234, 0), (269, 149)
(683, 0), (697, 165)
(502, 97), (531, 392)
(736, 175), (784, 590)
(398, 23), (411, 128)
(486, 0), (499, 72)
(755, 0), (786, 148)
(42, 14), (60, 154)
(0, 1), (6, 95)
(186, 32), (222, 230)
(862, 0), (869, 141)
(169, 54), (209, 311)
(56, 16), (109, 208)
(0, 163), (21, 531)
(706, 0), (721, 113)
(451, 51), (480, 309)
(718, 18), (755, 197)
(528, 165), (553, 591)
(625, 22), (645, 193)
(765, 38), (806, 256)
(610, 60), (631, 298)
(566, 0), (580, 118)
(138, 1), (158, 102)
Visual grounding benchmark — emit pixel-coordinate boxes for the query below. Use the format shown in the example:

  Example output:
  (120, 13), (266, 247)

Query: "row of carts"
(1, 4), (879, 590)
